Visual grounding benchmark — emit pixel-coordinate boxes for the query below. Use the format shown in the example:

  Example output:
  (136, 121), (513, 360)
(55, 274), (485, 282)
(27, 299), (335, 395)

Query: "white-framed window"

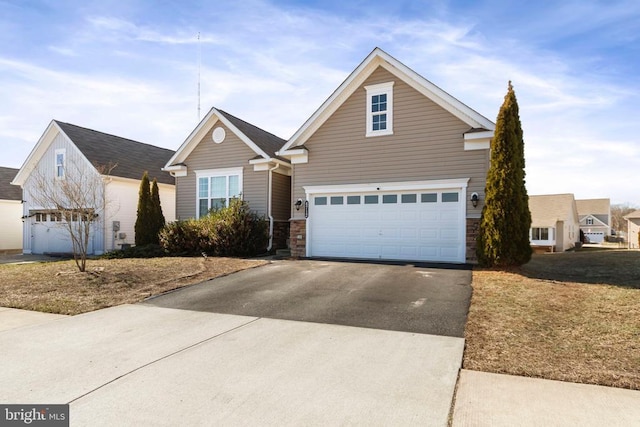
(586, 218), (594, 225)
(531, 227), (552, 241)
(365, 82), (394, 137)
(195, 167), (243, 218)
(55, 149), (66, 178)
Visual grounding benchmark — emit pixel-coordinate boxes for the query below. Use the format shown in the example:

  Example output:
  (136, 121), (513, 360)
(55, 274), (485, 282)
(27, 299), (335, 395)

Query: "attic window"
(55, 149), (66, 178)
(365, 82), (394, 137)
(586, 218), (594, 225)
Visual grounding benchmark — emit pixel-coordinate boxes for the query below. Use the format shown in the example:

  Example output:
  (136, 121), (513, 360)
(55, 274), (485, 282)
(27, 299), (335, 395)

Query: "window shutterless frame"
(365, 82), (394, 137)
(195, 167), (243, 218)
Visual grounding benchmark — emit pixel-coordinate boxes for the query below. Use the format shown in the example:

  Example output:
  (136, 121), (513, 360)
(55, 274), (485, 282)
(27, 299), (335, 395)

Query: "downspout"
(267, 163), (280, 251)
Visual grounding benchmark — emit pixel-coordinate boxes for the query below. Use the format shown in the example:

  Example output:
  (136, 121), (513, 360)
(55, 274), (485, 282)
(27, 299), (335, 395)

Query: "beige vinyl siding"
(271, 172), (291, 221)
(292, 66), (489, 219)
(176, 122), (267, 219)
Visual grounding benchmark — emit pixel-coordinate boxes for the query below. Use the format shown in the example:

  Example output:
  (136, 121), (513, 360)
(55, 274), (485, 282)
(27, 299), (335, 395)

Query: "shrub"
(159, 199), (268, 257)
(158, 219), (203, 256)
(101, 244), (167, 259)
(208, 199), (269, 256)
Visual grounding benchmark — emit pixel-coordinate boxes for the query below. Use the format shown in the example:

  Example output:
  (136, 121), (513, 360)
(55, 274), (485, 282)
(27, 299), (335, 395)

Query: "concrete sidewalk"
(0, 304), (463, 426)
(453, 369), (640, 426)
(0, 307), (67, 332)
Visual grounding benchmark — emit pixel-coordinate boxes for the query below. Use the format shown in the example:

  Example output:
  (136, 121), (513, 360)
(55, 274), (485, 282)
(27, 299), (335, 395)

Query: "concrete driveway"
(143, 259), (472, 337)
(1, 260), (471, 425)
(1, 305), (464, 426)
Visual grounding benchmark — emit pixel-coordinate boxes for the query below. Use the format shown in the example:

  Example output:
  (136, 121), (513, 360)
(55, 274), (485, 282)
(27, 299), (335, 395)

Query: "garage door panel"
(400, 228), (418, 239)
(400, 212), (419, 222)
(440, 246), (462, 260)
(380, 227), (400, 238)
(419, 246), (439, 258)
(309, 188), (465, 263)
(440, 227), (460, 240)
(381, 211), (400, 221)
(420, 228), (439, 239)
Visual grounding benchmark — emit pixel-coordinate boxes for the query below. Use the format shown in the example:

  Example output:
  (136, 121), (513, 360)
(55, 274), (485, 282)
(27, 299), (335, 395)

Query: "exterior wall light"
(295, 199), (303, 210)
(471, 192), (479, 208)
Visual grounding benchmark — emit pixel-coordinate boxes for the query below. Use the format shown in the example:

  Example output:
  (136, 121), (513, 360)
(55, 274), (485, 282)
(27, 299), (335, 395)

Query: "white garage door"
(31, 212), (94, 255)
(308, 187), (466, 263)
(585, 232), (604, 243)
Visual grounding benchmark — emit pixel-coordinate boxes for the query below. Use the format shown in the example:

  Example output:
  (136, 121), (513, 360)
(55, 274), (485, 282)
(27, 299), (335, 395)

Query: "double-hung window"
(196, 167), (242, 218)
(55, 149), (65, 178)
(531, 227), (551, 241)
(365, 82), (394, 137)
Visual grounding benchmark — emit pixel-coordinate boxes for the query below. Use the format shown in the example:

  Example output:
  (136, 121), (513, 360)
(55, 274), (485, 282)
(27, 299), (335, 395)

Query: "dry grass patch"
(0, 257), (267, 315)
(464, 251), (640, 390)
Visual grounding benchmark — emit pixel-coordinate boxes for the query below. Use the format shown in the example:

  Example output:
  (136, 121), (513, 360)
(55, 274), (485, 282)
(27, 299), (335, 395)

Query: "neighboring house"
(277, 48), (495, 263)
(163, 108), (291, 250)
(0, 166), (23, 252)
(11, 121), (176, 255)
(528, 194), (580, 252)
(624, 210), (640, 249)
(576, 198), (611, 243)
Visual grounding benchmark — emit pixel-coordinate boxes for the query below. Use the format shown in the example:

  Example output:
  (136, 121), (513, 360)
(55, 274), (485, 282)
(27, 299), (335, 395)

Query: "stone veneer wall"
(289, 219), (306, 257)
(272, 220), (290, 250)
(466, 218), (480, 263)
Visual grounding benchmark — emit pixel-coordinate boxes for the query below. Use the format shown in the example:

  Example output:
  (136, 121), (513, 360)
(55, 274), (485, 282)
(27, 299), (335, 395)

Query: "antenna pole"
(197, 32), (201, 121)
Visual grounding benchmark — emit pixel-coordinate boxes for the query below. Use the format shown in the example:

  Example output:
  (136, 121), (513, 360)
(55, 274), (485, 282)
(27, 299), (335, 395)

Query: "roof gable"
(529, 194), (579, 227)
(12, 121), (175, 186)
(279, 47), (495, 153)
(165, 107), (288, 169)
(0, 167), (21, 201)
(579, 214), (609, 227)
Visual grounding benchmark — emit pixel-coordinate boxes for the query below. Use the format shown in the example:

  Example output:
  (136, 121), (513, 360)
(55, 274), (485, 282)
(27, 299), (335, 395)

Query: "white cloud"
(0, 0), (637, 204)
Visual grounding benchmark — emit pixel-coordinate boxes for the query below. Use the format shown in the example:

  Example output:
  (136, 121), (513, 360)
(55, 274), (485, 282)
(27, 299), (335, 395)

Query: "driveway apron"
(143, 259), (472, 337)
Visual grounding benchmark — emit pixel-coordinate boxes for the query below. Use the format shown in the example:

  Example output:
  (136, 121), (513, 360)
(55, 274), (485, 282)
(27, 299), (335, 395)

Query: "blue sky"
(1, 0), (638, 204)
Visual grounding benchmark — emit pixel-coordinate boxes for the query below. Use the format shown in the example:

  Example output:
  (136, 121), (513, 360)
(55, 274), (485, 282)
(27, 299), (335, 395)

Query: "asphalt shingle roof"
(0, 167), (21, 201)
(216, 110), (287, 159)
(529, 194), (577, 227)
(576, 198), (610, 216)
(55, 121), (175, 185)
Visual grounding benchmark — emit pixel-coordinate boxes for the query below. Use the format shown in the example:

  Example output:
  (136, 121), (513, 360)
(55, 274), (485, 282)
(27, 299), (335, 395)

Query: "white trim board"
(304, 178), (470, 195)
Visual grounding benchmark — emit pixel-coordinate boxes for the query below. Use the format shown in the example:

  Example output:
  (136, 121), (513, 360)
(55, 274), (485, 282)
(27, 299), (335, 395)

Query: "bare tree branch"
(28, 161), (113, 272)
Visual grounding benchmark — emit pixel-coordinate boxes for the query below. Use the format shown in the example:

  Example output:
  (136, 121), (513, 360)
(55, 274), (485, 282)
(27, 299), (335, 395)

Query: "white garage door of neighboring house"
(585, 232), (605, 243)
(306, 181), (467, 263)
(31, 212), (94, 255)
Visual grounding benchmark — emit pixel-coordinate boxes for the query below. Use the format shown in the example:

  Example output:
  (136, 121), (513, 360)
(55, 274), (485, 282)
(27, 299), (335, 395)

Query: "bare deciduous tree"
(29, 162), (114, 272)
(611, 203), (636, 235)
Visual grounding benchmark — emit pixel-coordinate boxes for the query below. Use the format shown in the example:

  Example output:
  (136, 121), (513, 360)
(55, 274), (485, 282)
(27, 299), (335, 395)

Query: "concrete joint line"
(67, 316), (262, 404)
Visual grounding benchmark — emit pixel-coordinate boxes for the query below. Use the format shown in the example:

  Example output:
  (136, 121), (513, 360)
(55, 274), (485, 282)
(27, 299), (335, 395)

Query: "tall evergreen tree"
(134, 171), (153, 246)
(477, 81), (532, 267)
(149, 178), (165, 245)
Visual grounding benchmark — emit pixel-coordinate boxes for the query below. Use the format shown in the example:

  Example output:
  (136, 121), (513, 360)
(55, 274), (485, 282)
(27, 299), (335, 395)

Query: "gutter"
(267, 163), (280, 251)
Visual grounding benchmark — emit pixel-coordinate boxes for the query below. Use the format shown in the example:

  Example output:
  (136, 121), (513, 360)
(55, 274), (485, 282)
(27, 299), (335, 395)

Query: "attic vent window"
(365, 82), (394, 137)
(212, 127), (226, 144)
